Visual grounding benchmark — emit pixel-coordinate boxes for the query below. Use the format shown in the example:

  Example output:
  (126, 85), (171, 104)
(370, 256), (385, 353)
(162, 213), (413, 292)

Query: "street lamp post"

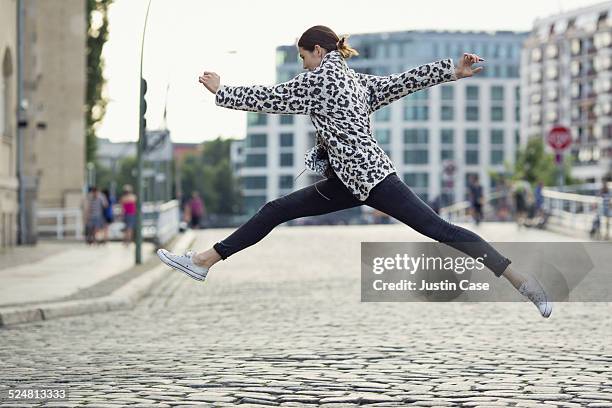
(135, 0), (152, 264)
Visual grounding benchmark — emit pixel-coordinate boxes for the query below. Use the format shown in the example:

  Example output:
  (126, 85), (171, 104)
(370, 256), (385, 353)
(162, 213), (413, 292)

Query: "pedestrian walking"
(84, 186), (108, 245)
(513, 179), (531, 228)
(468, 174), (484, 225)
(157, 25), (551, 318)
(102, 188), (115, 244)
(188, 191), (206, 229)
(120, 184), (137, 245)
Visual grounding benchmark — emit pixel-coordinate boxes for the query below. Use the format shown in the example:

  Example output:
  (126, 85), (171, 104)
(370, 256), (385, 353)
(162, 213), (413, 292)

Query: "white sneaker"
(157, 248), (209, 281)
(518, 275), (553, 318)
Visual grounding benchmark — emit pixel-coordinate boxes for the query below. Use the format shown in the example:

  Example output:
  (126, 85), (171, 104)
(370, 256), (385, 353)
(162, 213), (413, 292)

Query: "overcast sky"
(96, 0), (606, 144)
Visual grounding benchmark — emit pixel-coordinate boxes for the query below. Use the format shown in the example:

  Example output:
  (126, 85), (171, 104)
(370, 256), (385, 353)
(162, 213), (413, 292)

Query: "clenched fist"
(198, 71), (220, 94)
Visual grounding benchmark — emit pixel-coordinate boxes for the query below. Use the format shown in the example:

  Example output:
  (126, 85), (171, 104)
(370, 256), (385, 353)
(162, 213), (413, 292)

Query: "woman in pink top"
(120, 184), (137, 245)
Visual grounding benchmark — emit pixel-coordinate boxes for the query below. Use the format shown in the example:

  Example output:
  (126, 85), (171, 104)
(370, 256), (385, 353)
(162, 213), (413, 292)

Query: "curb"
(0, 230), (196, 327)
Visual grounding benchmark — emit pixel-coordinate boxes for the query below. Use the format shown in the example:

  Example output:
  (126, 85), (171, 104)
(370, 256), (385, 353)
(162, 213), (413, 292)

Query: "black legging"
(213, 172), (512, 277)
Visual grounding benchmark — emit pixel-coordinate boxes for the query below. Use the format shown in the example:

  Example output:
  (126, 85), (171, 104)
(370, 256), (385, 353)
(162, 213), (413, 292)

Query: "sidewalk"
(0, 241), (154, 306)
(0, 231), (195, 326)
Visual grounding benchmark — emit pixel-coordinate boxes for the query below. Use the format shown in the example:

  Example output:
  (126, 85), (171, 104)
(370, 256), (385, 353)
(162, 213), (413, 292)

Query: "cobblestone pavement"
(1, 225), (611, 407)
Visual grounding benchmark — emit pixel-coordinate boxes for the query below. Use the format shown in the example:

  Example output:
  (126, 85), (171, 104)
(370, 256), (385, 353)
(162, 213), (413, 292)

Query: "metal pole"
(16, 0), (26, 245)
(135, 0), (152, 264)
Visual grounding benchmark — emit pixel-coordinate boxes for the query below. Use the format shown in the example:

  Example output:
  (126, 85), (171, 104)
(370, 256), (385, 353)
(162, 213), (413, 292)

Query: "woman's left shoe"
(518, 274), (552, 318)
(157, 248), (209, 281)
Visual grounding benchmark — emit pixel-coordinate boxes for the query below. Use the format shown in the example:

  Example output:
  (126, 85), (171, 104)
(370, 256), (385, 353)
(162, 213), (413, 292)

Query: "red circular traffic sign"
(547, 126), (572, 151)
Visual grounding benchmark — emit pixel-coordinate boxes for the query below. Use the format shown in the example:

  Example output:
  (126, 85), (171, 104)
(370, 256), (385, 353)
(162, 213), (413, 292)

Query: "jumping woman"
(158, 25), (552, 318)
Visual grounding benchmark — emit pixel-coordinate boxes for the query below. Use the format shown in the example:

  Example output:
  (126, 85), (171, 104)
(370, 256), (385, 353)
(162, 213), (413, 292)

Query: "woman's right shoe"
(518, 274), (553, 318)
(157, 248), (209, 281)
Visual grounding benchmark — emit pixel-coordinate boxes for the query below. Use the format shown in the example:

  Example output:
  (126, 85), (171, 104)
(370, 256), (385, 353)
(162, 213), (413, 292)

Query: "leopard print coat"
(215, 50), (457, 201)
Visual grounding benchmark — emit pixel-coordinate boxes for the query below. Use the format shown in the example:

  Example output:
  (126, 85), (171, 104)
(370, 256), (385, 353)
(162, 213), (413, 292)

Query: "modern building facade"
(521, 1), (612, 184)
(234, 29), (528, 215)
(0, 0), (18, 247)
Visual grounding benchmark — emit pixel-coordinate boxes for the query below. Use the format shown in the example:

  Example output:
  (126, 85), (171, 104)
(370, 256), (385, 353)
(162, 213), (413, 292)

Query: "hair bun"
(337, 36), (346, 48)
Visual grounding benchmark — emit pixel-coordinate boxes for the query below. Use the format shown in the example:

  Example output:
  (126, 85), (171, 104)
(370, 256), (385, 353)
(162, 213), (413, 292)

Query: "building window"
(404, 128), (429, 144)
(515, 105), (520, 122)
(491, 129), (504, 145)
(279, 175), (293, 190)
(374, 105), (391, 122)
(247, 112), (267, 126)
(441, 149), (454, 160)
(491, 106), (504, 121)
(490, 129), (504, 165)
(491, 150), (504, 165)
(465, 150), (479, 165)
(466, 106), (479, 121)
(404, 149), (428, 164)
(280, 132), (293, 147)
(244, 196), (267, 216)
(441, 129), (454, 144)
(245, 153), (267, 167)
(280, 152), (293, 167)
(280, 115), (294, 125)
(1, 47), (12, 138)
(404, 88), (428, 121)
(242, 176), (267, 189)
(246, 133), (267, 148)
(406, 88), (429, 101)
(441, 106), (454, 121)
(441, 85), (454, 100)
(276, 48), (297, 65)
(375, 128), (391, 144)
(466, 129), (479, 144)
(491, 85), (504, 101)
(404, 172), (429, 188)
(466, 85), (479, 100)
(404, 172), (429, 202)
(404, 105), (429, 121)
(307, 131), (317, 149)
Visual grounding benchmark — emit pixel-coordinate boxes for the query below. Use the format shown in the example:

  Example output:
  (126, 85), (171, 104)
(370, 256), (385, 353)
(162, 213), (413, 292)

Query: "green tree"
(490, 137), (575, 187)
(86, 0), (113, 163)
(92, 156), (137, 196)
(179, 137), (242, 214)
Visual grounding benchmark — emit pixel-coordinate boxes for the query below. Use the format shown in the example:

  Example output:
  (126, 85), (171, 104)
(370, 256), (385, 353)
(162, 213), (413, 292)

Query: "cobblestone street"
(1, 225), (611, 407)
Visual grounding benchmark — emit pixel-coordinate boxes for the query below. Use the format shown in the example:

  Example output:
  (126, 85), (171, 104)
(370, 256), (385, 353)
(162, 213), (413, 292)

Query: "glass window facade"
(246, 133), (267, 148)
(466, 106), (479, 121)
(491, 106), (504, 121)
(441, 129), (454, 144)
(404, 128), (429, 144)
(279, 175), (294, 190)
(404, 149), (429, 164)
(280, 115), (294, 125)
(247, 112), (267, 126)
(280, 153), (293, 167)
(242, 176), (267, 189)
(245, 153), (267, 167)
(441, 106), (454, 121)
(280, 132), (293, 147)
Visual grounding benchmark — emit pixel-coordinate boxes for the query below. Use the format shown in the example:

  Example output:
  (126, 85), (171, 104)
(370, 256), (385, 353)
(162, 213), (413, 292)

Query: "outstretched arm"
(357, 53), (484, 112)
(200, 70), (324, 115)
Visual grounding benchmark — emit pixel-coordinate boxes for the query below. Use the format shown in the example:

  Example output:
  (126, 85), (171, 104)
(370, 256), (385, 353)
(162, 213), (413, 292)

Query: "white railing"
(37, 207), (83, 240)
(439, 191), (506, 223)
(542, 188), (610, 239)
(155, 200), (180, 245)
(439, 186), (611, 240)
(37, 200), (180, 243)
